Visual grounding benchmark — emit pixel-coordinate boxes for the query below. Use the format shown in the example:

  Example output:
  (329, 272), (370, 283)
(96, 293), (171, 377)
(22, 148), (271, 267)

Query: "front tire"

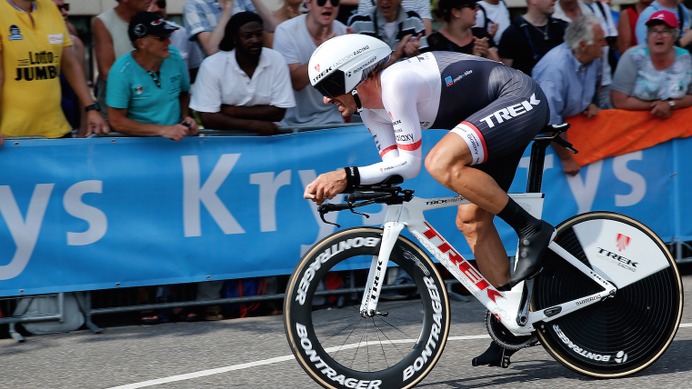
(284, 227), (450, 389)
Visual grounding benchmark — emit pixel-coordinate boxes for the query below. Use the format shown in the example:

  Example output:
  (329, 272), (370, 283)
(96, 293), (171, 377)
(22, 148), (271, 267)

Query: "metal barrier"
(2, 128), (691, 340)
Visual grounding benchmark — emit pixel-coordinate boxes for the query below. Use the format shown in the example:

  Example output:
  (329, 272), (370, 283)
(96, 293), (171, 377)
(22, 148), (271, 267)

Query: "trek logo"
(424, 197), (464, 206)
(422, 222), (502, 302)
(596, 247), (638, 272)
(616, 233), (631, 251)
(311, 65), (333, 84)
(479, 94), (541, 128)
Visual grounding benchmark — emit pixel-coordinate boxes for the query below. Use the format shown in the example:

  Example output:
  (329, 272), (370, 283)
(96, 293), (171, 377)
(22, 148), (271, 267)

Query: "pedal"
(500, 354), (511, 368)
(472, 341), (516, 368)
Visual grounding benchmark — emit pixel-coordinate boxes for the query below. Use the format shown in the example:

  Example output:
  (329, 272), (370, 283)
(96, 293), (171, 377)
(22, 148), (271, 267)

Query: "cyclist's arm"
(357, 80), (424, 184)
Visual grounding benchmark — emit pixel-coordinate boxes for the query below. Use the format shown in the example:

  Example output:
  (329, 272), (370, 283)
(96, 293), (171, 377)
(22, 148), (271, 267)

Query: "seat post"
(526, 139), (551, 193)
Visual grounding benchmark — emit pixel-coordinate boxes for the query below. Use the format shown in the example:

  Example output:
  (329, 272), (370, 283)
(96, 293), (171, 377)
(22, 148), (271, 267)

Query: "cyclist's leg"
(425, 120), (552, 289)
(456, 150), (540, 367)
(456, 85), (553, 289)
(456, 204), (509, 288)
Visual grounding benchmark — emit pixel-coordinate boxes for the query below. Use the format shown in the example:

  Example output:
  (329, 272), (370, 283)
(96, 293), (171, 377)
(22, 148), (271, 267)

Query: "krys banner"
(0, 127), (686, 296)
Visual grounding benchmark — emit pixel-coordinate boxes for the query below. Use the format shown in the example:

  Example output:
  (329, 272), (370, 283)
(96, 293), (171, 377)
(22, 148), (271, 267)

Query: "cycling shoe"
(505, 220), (556, 289)
(472, 341), (516, 368)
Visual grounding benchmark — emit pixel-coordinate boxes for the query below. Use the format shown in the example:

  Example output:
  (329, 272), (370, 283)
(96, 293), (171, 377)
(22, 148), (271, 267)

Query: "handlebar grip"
(345, 192), (388, 202)
(318, 203), (349, 213)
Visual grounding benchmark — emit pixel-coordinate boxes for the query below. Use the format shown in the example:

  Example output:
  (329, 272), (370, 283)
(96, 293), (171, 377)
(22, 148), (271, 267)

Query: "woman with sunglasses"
(106, 12), (198, 141)
(424, 0), (500, 61)
(611, 10), (692, 118)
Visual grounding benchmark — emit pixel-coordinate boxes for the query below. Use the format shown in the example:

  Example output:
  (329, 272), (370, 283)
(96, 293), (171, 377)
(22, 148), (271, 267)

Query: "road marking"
(108, 326), (692, 388)
(106, 355), (297, 389)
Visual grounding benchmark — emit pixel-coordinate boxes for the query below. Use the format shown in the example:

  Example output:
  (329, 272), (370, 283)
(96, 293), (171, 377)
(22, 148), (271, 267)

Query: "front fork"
(360, 221), (405, 317)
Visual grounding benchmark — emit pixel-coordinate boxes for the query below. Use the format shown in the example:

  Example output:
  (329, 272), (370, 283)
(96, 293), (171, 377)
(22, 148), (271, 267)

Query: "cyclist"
(303, 34), (556, 365)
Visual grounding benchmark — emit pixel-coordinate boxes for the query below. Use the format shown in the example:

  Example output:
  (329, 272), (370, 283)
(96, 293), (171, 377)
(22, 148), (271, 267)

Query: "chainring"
(485, 310), (538, 350)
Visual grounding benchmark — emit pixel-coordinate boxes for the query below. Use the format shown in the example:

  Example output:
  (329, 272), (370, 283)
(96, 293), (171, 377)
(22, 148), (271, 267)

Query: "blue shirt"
(635, 1), (691, 46)
(532, 43), (602, 124)
(106, 47), (190, 126)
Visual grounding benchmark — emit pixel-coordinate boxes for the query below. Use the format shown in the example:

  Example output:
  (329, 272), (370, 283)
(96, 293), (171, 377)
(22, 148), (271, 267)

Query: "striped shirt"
(182, 0), (257, 68)
(183, 0), (256, 38)
(356, 0), (432, 20)
(348, 5), (428, 51)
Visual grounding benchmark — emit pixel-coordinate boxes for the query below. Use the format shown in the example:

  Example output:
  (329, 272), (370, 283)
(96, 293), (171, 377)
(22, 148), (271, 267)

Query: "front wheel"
(532, 212), (683, 378)
(284, 227), (451, 389)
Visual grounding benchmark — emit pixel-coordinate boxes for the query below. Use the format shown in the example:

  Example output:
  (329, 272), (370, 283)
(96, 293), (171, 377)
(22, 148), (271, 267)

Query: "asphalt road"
(3, 273), (692, 389)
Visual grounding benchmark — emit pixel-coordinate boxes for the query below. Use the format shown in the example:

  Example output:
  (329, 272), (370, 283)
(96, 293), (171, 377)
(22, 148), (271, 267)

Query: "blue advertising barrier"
(0, 127), (688, 297)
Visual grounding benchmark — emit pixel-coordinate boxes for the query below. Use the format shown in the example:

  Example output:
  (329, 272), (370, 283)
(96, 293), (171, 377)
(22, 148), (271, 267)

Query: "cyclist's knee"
(456, 207), (494, 236)
(425, 138), (472, 185)
(425, 152), (463, 186)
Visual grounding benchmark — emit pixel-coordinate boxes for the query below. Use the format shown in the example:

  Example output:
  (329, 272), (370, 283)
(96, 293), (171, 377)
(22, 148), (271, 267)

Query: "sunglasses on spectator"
(156, 0), (166, 8)
(316, 0), (340, 7)
(648, 28), (674, 37)
(57, 3), (70, 11)
(459, 4), (479, 10)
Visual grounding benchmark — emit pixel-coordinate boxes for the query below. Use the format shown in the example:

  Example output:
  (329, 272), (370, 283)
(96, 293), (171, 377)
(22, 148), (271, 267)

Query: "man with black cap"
(106, 11), (198, 140)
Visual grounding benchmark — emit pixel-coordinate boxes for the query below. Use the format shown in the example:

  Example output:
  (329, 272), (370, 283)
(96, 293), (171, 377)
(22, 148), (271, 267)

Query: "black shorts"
(437, 60), (549, 190)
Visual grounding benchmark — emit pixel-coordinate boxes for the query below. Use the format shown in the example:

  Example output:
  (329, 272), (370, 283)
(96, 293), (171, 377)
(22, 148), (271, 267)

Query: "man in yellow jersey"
(0, 0), (109, 138)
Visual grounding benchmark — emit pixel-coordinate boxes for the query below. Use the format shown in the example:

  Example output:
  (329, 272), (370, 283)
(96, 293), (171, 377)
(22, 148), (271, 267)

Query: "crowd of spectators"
(4, 0), (692, 147)
(2, 0), (692, 324)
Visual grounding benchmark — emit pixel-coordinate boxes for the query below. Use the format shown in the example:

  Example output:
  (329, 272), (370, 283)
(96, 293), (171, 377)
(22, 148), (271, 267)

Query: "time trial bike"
(283, 125), (683, 389)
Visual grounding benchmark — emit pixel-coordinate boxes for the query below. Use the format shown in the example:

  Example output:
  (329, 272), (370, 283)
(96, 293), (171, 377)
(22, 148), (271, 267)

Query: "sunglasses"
(316, 0), (340, 7)
(57, 3), (70, 11)
(459, 4), (479, 10)
(156, 0), (166, 8)
(648, 28), (674, 37)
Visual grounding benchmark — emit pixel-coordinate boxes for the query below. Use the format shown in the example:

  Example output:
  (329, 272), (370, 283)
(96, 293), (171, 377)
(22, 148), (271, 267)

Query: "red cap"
(646, 10), (678, 29)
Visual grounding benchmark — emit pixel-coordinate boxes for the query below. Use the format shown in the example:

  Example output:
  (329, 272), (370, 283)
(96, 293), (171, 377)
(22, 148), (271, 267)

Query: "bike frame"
(359, 193), (617, 336)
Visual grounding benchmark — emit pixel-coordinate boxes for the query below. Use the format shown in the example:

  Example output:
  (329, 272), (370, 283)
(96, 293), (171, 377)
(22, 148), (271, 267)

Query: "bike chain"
(485, 310), (539, 350)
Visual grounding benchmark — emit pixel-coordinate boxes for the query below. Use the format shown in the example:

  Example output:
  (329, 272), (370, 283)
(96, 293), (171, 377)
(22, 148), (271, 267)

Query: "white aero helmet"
(309, 34), (392, 98)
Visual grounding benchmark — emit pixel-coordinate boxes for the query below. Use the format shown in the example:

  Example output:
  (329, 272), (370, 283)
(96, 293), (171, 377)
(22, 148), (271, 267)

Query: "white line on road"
(108, 325), (692, 389)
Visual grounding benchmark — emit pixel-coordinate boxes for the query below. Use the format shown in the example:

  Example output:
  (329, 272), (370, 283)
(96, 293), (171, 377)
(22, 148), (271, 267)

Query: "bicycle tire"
(284, 227), (451, 389)
(532, 211), (683, 378)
